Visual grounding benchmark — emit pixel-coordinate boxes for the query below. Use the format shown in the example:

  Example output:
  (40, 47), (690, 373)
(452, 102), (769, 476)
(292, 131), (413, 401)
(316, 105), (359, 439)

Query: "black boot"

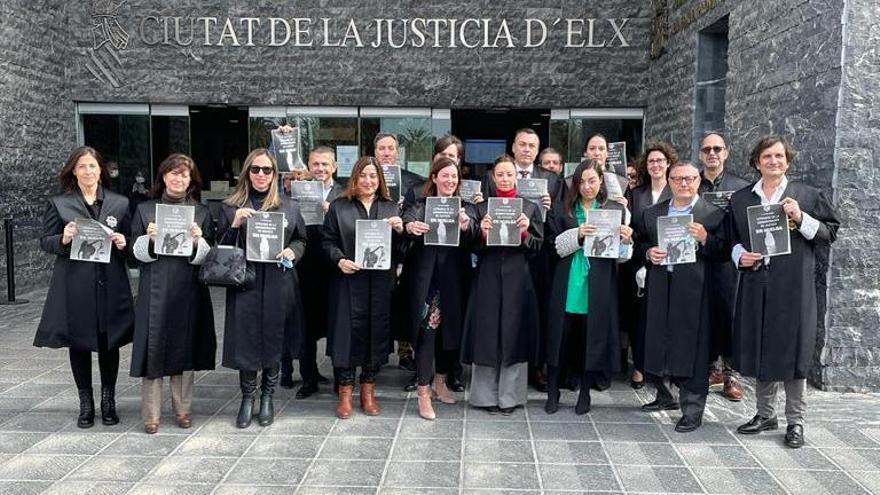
(575, 373), (592, 415)
(280, 360), (294, 389)
(236, 371), (258, 428)
(258, 368), (279, 426)
(77, 388), (95, 428)
(544, 366), (560, 414)
(100, 386), (119, 425)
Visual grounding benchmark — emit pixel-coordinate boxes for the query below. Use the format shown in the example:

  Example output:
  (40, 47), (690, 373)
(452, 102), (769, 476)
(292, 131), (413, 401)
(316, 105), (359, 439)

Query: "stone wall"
(821, 0), (880, 391)
(0, 1), (76, 297)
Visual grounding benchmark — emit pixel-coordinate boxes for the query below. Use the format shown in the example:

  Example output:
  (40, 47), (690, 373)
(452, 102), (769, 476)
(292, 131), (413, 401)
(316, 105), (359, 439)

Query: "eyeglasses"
(668, 176), (699, 185)
(700, 146), (726, 154)
(647, 158), (668, 165)
(249, 166), (275, 175)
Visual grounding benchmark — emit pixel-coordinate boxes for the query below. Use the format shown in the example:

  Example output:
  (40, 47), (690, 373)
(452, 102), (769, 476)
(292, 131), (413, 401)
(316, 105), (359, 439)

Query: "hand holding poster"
(487, 197), (523, 247)
(355, 219), (392, 270)
(155, 203), (195, 257)
(70, 218), (113, 264)
(424, 196), (461, 246)
(657, 214), (696, 265)
(747, 204), (791, 256)
(583, 208), (622, 259)
(246, 211), (285, 262)
(459, 180), (482, 203)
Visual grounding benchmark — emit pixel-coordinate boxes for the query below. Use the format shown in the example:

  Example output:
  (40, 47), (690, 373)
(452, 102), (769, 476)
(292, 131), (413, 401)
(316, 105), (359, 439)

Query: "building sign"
(137, 16), (632, 50)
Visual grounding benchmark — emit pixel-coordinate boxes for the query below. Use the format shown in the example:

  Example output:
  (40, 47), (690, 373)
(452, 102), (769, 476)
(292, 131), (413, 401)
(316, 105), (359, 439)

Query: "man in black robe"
(635, 161), (727, 433)
(697, 132), (750, 402)
(729, 136), (839, 448)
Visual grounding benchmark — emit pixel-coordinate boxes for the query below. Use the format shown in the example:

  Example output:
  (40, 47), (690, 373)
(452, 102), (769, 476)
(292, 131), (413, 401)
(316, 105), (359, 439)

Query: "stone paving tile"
(128, 482), (216, 495)
(100, 432), (188, 457)
(66, 455), (162, 482)
(533, 440), (608, 464)
(318, 436), (393, 460)
(0, 454), (87, 481)
(301, 459), (386, 487)
(462, 462), (540, 490)
(391, 437), (461, 462)
(772, 469), (871, 494)
(223, 458), (309, 485)
(146, 456), (238, 483)
(595, 422), (668, 443)
(381, 460), (461, 488)
(691, 467), (787, 494)
(539, 463), (621, 491)
(849, 470), (880, 493)
(603, 442), (684, 466)
(466, 420), (530, 441)
(398, 418), (463, 439)
(464, 439), (535, 463)
(0, 432), (50, 454)
(747, 445), (839, 470)
(41, 480), (134, 494)
(677, 444), (760, 468)
(0, 481), (53, 494)
(821, 447), (880, 471)
(241, 434), (320, 459)
(24, 432), (119, 456)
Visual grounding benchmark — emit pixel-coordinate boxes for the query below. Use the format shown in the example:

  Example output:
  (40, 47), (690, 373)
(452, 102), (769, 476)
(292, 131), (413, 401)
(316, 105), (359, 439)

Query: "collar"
(752, 175), (788, 204)
(516, 163), (535, 177)
(700, 169), (725, 189)
(668, 194), (699, 212)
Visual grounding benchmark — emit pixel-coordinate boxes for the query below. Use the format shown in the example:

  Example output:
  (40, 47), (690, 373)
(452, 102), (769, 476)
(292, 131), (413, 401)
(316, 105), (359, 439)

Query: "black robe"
(460, 198), (544, 367)
(34, 188), (134, 351)
(400, 197), (477, 349)
(545, 201), (625, 373)
(129, 199), (216, 379)
(217, 197), (308, 371)
(322, 196), (400, 368)
(728, 181), (839, 381)
(699, 171), (751, 360)
(294, 182), (344, 348)
(634, 198), (727, 378)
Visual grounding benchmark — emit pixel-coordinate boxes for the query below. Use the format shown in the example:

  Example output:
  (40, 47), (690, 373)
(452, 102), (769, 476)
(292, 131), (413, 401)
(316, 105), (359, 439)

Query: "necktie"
(519, 170), (529, 179)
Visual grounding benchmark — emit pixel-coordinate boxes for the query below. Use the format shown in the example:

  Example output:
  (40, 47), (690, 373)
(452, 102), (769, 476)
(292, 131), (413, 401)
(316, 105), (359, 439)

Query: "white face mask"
(135, 174), (145, 184)
(109, 170), (120, 179)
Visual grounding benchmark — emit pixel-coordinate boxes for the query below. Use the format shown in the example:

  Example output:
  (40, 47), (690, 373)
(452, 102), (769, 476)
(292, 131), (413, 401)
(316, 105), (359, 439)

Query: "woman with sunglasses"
(218, 149), (308, 429)
(323, 156), (404, 419)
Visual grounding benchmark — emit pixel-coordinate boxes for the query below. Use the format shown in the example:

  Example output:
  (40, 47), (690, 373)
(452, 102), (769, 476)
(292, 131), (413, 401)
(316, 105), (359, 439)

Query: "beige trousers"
(141, 371), (194, 422)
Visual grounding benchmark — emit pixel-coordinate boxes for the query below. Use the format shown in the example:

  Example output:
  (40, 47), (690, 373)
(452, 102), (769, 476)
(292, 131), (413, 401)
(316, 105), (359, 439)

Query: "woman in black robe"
(729, 136), (839, 448)
(461, 154), (543, 415)
(322, 156), (403, 419)
(34, 146), (134, 428)
(218, 148), (308, 429)
(544, 159), (633, 415)
(400, 157), (477, 420)
(130, 154), (215, 433)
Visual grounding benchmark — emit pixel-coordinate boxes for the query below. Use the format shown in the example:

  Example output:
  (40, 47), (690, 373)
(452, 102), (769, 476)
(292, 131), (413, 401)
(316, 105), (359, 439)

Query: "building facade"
(1, 0), (877, 390)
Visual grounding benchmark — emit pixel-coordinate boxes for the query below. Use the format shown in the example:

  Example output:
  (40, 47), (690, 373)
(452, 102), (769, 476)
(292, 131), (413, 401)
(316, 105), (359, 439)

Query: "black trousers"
(299, 336), (319, 383)
(547, 314), (604, 390)
(334, 366), (378, 385)
(649, 372), (708, 420)
(69, 332), (118, 391)
(414, 326), (456, 386)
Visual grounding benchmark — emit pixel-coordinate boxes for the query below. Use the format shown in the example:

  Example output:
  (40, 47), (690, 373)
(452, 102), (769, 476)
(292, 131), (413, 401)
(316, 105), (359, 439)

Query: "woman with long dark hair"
(323, 156), (404, 419)
(400, 156), (476, 419)
(34, 146), (133, 428)
(544, 159), (633, 414)
(130, 153), (216, 433)
(218, 148), (308, 429)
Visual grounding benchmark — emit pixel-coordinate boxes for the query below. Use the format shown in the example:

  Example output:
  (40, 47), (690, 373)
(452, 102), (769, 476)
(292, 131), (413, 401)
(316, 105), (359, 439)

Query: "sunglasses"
(700, 146), (725, 154)
(249, 166), (275, 175)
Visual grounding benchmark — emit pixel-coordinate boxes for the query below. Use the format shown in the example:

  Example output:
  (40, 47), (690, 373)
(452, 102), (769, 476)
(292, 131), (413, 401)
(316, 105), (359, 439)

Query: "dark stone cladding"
(0, 1), (76, 297)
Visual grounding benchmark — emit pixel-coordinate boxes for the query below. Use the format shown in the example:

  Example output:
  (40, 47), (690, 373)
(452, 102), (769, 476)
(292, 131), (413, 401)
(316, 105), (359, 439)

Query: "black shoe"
(279, 360), (294, 389)
(630, 379), (645, 390)
(100, 386), (119, 426)
(295, 381), (318, 399)
(402, 375), (417, 392)
(591, 377), (611, 392)
(485, 405), (500, 415)
(77, 388), (95, 429)
(784, 424), (804, 448)
(544, 391), (560, 415)
(529, 369), (548, 393)
(398, 356), (416, 373)
(575, 389), (591, 415)
(257, 368), (278, 426)
(236, 371), (258, 428)
(316, 372), (330, 384)
(499, 406), (516, 416)
(675, 415), (702, 433)
(641, 399), (679, 412)
(447, 374), (465, 393)
(736, 415), (778, 435)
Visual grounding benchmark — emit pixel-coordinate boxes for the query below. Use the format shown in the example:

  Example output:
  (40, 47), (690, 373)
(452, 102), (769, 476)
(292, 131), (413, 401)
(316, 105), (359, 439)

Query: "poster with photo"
(424, 196), (461, 247)
(271, 128), (306, 173)
(70, 218), (113, 264)
(657, 214), (696, 265)
(459, 180), (482, 203)
(382, 165), (402, 203)
(702, 190), (736, 212)
(246, 211), (285, 263)
(747, 204), (792, 257)
(355, 219), (392, 270)
(583, 208), (622, 259)
(290, 181), (325, 226)
(487, 197), (523, 247)
(516, 177), (548, 221)
(155, 203), (194, 257)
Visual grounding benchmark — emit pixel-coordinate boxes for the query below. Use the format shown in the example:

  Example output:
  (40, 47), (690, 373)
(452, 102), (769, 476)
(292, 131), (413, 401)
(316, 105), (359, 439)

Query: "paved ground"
(0, 287), (879, 494)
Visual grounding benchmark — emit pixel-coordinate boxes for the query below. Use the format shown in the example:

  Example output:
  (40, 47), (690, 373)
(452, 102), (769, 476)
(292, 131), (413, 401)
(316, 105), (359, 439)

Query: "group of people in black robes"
(34, 128), (838, 450)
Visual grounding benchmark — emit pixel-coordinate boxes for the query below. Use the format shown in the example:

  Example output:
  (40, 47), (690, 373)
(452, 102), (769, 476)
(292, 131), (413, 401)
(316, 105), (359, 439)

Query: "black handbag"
(198, 229), (255, 289)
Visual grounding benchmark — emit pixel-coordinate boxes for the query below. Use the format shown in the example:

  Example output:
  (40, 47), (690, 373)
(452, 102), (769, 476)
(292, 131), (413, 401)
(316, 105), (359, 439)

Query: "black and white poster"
(355, 219), (392, 270)
(290, 181), (325, 226)
(155, 203), (194, 257)
(246, 211), (285, 262)
(70, 218), (113, 264)
(382, 165), (402, 203)
(657, 214), (696, 265)
(271, 128), (306, 173)
(516, 177), (548, 220)
(583, 208), (622, 259)
(487, 197), (523, 247)
(605, 141), (627, 199)
(747, 204), (791, 257)
(459, 180), (482, 203)
(424, 196), (461, 247)
(702, 190), (736, 212)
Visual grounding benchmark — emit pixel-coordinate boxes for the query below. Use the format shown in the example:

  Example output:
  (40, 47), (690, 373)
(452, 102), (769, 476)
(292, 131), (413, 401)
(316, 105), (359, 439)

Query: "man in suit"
(697, 132), (750, 402)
